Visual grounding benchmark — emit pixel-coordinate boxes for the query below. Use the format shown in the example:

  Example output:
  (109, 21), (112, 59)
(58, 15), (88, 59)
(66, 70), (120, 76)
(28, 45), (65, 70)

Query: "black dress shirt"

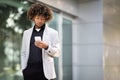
(28, 24), (45, 63)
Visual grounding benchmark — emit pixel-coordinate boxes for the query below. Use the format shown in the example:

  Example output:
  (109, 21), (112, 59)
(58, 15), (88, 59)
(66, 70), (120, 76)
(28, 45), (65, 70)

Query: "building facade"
(38, 0), (120, 80)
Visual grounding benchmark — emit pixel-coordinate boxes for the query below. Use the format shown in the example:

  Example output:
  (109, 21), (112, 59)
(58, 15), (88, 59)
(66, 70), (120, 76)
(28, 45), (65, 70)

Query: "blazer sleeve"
(20, 31), (27, 70)
(45, 31), (60, 57)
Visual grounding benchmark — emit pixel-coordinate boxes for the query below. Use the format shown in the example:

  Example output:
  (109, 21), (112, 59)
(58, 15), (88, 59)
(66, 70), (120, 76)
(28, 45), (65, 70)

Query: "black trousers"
(22, 62), (48, 80)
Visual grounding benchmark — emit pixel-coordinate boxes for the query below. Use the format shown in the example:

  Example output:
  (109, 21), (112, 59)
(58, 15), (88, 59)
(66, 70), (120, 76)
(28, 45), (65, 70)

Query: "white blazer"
(21, 25), (60, 79)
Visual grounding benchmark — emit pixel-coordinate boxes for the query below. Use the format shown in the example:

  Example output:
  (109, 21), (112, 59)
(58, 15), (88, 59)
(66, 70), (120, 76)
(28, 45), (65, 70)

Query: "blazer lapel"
(42, 25), (49, 42)
(42, 25), (49, 58)
(26, 27), (34, 51)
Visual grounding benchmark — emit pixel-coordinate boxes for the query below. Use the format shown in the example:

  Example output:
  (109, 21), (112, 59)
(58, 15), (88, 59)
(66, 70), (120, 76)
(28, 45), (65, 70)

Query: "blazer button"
(49, 51), (51, 53)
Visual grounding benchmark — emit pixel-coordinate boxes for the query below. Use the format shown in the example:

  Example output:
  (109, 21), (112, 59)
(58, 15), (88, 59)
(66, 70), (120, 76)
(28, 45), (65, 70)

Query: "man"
(21, 2), (60, 80)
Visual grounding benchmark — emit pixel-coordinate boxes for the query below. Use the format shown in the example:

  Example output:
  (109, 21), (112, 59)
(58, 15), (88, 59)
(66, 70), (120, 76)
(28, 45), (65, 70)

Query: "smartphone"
(34, 36), (41, 41)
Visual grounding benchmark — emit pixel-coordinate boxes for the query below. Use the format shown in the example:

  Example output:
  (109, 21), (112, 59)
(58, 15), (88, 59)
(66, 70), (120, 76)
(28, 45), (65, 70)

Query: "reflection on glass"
(62, 18), (72, 80)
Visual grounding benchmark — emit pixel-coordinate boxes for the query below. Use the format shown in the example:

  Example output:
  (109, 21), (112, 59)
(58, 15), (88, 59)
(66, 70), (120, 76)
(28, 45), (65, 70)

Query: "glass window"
(48, 12), (59, 30)
(62, 18), (73, 80)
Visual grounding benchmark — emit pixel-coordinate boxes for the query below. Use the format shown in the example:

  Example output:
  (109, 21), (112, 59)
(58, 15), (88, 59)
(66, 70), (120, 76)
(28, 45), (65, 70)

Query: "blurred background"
(0, 0), (120, 80)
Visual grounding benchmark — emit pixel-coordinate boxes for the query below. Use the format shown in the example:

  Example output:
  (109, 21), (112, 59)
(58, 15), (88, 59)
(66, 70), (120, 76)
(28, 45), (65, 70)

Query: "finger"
(34, 42), (37, 46)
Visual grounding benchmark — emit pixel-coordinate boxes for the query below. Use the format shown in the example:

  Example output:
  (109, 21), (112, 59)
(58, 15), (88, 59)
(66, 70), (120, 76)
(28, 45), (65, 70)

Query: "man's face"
(33, 15), (46, 28)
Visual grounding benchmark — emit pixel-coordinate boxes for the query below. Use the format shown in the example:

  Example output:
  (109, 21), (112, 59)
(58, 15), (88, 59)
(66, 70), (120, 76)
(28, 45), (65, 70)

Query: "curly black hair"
(27, 2), (53, 22)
